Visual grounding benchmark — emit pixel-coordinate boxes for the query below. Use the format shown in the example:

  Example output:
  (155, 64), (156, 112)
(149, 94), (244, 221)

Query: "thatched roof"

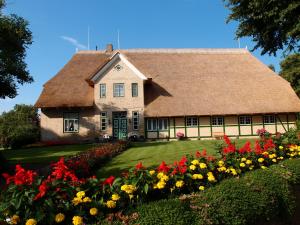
(35, 48), (300, 116)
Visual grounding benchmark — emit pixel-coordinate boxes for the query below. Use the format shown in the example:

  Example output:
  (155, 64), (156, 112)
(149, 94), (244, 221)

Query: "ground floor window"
(100, 112), (107, 131)
(63, 113), (79, 133)
(147, 118), (168, 131)
(239, 115), (252, 125)
(132, 112), (139, 130)
(212, 116), (224, 125)
(147, 119), (157, 131)
(263, 115), (275, 124)
(186, 117), (198, 126)
(158, 118), (168, 130)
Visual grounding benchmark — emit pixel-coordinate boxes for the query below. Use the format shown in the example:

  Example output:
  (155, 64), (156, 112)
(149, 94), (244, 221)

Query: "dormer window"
(114, 64), (123, 71)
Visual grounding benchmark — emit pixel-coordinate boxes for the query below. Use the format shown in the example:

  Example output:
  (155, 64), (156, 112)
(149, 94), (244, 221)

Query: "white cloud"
(60, 36), (87, 49)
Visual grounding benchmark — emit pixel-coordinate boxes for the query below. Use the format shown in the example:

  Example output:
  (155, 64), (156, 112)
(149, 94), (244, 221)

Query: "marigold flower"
(207, 172), (216, 182)
(192, 174), (203, 180)
(72, 197), (82, 206)
(55, 213), (65, 223)
(76, 191), (85, 198)
(230, 168), (237, 176)
(72, 216), (83, 225)
(217, 166), (226, 172)
(83, 197), (92, 203)
(272, 159), (277, 163)
(199, 163), (207, 169)
(189, 165), (196, 170)
(112, 194), (120, 201)
(11, 215), (20, 224)
(106, 200), (116, 208)
(218, 160), (224, 166)
(90, 208), (98, 216)
(279, 146), (284, 150)
(241, 158), (246, 162)
(157, 172), (164, 179)
(261, 166), (267, 170)
(157, 181), (166, 189)
(240, 163), (246, 168)
(199, 186), (205, 191)
(246, 160), (252, 165)
(258, 158), (264, 163)
(25, 219), (37, 225)
(161, 175), (169, 182)
(249, 165), (254, 170)
(121, 184), (136, 194)
(149, 170), (155, 175)
(191, 159), (199, 165)
(175, 180), (184, 188)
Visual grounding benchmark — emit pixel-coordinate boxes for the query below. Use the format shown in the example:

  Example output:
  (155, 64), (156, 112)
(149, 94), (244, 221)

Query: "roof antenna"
(88, 26), (90, 50)
(117, 29), (120, 49)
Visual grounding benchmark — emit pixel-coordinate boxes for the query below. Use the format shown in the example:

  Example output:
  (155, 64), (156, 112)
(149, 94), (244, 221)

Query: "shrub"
(273, 128), (300, 146)
(134, 198), (196, 225)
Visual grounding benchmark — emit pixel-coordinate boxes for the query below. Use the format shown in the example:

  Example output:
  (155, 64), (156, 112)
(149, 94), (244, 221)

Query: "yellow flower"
(241, 158), (247, 162)
(217, 166), (226, 172)
(261, 166), (267, 170)
(121, 184), (136, 194)
(240, 163), (246, 168)
(189, 165), (196, 170)
(175, 180), (184, 188)
(231, 168), (237, 176)
(72, 197), (82, 206)
(249, 165), (254, 170)
(72, 216), (83, 225)
(25, 219), (37, 225)
(90, 208), (98, 216)
(76, 191), (85, 198)
(207, 172), (216, 182)
(106, 200), (116, 208)
(157, 172), (164, 179)
(258, 158), (264, 163)
(157, 181), (166, 189)
(112, 194), (120, 201)
(262, 151), (269, 155)
(199, 163), (207, 169)
(246, 160), (252, 165)
(129, 194), (134, 199)
(279, 146), (284, 150)
(218, 160), (224, 166)
(149, 170), (155, 175)
(161, 175), (169, 182)
(83, 197), (92, 203)
(191, 159), (199, 165)
(170, 187), (175, 193)
(192, 174), (203, 180)
(55, 213), (65, 223)
(199, 186), (205, 191)
(272, 159), (277, 163)
(11, 215), (20, 225)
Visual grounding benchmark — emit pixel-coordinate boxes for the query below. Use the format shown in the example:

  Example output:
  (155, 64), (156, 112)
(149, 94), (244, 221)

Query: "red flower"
(179, 156), (187, 166)
(103, 176), (115, 186)
(135, 162), (144, 170)
(157, 161), (170, 173)
(202, 149), (207, 156)
(34, 180), (48, 201)
(238, 141), (252, 154)
(263, 139), (275, 151)
(222, 135), (236, 154)
(195, 151), (201, 158)
(254, 140), (263, 155)
(2, 165), (37, 186)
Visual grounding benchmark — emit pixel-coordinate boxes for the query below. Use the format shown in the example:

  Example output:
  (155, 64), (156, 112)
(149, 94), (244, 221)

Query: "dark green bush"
(133, 198), (196, 225)
(281, 159), (300, 184)
(273, 128), (300, 146)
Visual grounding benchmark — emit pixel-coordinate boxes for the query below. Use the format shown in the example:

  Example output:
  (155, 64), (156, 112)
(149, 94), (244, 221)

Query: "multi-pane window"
(264, 115), (275, 124)
(186, 117), (198, 126)
(212, 116), (224, 125)
(100, 112), (107, 131)
(100, 84), (106, 98)
(113, 83), (125, 97)
(239, 116), (252, 125)
(64, 113), (79, 133)
(158, 118), (168, 130)
(132, 112), (139, 130)
(132, 83), (138, 97)
(147, 119), (157, 131)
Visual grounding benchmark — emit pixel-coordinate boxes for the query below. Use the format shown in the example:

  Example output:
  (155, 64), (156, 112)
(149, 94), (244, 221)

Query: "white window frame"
(132, 111), (139, 130)
(212, 116), (224, 126)
(100, 83), (106, 98)
(147, 119), (157, 131)
(63, 113), (79, 133)
(100, 112), (108, 131)
(263, 115), (275, 124)
(113, 83), (125, 97)
(132, 83), (138, 97)
(239, 116), (252, 125)
(186, 117), (198, 127)
(158, 118), (168, 130)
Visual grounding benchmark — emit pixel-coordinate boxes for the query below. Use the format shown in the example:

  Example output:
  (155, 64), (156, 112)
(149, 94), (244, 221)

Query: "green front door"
(113, 112), (127, 139)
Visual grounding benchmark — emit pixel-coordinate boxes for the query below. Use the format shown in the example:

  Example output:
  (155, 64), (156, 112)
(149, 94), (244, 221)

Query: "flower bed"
(1, 133), (300, 225)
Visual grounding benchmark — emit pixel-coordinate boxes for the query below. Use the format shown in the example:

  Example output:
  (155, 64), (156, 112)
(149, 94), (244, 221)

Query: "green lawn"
(1, 144), (94, 164)
(96, 139), (257, 178)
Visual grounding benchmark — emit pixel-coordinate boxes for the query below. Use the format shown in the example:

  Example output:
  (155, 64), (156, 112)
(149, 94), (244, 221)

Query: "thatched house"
(35, 45), (300, 142)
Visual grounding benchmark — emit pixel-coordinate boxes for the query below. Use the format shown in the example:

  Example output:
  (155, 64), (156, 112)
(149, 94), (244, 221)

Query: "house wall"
(145, 113), (297, 140)
(93, 59), (145, 137)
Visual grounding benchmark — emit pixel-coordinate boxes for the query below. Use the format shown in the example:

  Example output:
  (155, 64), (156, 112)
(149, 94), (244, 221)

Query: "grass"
(1, 144), (94, 164)
(96, 138), (257, 178)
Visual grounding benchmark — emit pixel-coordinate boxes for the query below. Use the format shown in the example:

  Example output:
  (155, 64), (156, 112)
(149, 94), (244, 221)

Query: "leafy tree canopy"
(225, 0), (300, 56)
(279, 54), (300, 97)
(0, 0), (33, 99)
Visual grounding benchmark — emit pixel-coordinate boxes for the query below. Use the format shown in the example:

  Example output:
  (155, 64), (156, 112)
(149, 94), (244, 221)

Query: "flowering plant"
(256, 128), (271, 138)
(176, 132), (185, 140)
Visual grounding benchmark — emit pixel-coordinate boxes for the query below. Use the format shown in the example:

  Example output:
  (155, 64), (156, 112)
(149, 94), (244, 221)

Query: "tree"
(279, 54), (300, 97)
(0, 104), (39, 149)
(0, 0), (33, 99)
(224, 0), (300, 56)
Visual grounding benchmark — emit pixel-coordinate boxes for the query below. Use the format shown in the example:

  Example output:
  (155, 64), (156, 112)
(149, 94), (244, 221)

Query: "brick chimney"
(105, 44), (113, 53)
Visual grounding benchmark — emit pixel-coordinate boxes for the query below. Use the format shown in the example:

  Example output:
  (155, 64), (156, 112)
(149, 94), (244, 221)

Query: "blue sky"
(0, 0), (284, 113)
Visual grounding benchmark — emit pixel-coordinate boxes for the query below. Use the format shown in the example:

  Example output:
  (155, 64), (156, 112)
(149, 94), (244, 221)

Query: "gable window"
(100, 84), (106, 98)
(186, 117), (198, 127)
(132, 112), (139, 130)
(264, 115), (275, 124)
(113, 83), (125, 97)
(158, 118), (168, 130)
(147, 119), (157, 131)
(212, 116), (224, 126)
(100, 112), (107, 131)
(239, 116), (252, 125)
(63, 113), (79, 133)
(132, 83), (138, 97)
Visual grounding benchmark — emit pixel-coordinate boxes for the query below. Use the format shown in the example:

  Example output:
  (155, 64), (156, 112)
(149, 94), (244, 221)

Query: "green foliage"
(281, 159), (300, 184)
(134, 198), (196, 225)
(279, 53), (300, 97)
(225, 0), (300, 56)
(273, 128), (300, 146)
(0, 0), (33, 98)
(0, 104), (39, 149)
